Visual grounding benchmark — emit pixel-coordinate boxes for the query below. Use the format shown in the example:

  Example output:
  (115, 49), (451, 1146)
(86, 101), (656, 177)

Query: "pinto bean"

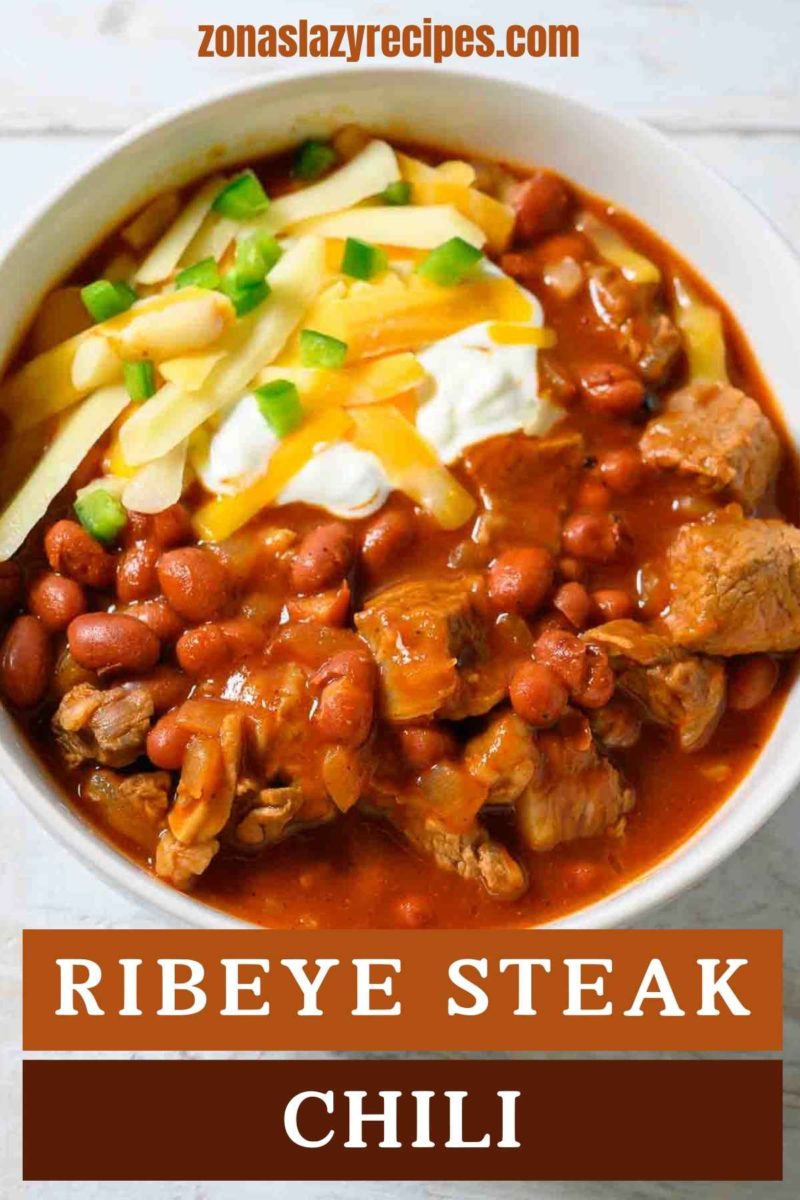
(147, 710), (193, 770)
(727, 656), (779, 712)
(399, 724), (458, 771)
(290, 522), (354, 594)
(510, 171), (572, 242)
(0, 561), (21, 615)
(575, 646), (615, 709)
(125, 666), (191, 714)
(44, 519), (115, 588)
(120, 596), (185, 643)
(177, 617), (265, 676)
(176, 625), (229, 675)
(509, 661), (569, 727)
(533, 627), (614, 709)
(574, 479), (611, 510)
(286, 582), (351, 627)
(592, 588), (634, 622)
(361, 509), (415, 574)
(0, 615), (51, 707)
(313, 649), (376, 746)
(562, 512), (626, 563)
(487, 546), (554, 616)
(315, 677), (374, 746)
(578, 362), (645, 416)
(553, 581), (592, 629)
(28, 572), (87, 631)
(151, 503), (193, 549)
(156, 547), (230, 622)
(598, 446), (645, 494)
(67, 612), (160, 673)
(116, 541), (159, 603)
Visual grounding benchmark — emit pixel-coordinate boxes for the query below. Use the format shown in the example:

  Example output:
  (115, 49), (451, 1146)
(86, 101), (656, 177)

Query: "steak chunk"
(398, 810), (527, 899)
(516, 714), (634, 851)
(465, 710), (539, 805)
(54, 683), (153, 768)
(665, 518), (800, 655)
(355, 576), (503, 721)
(640, 382), (780, 508)
(584, 619), (725, 751)
(83, 768), (170, 852)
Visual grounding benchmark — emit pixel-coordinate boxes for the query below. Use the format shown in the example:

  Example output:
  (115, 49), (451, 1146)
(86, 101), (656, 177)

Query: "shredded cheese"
(134, 176), (226, 285)
(120, 236), (327, 466)
(0, 385), (130, 560)
(350, 404), (476, 529)
(193, 407), (353, 541)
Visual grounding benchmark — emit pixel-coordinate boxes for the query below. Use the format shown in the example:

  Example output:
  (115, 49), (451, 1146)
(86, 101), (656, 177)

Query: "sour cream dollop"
(416, 317), (563, 465)
(199, 394), (390, 519)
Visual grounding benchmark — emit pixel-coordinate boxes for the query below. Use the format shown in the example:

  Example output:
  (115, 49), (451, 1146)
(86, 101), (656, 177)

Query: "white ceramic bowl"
(2, 66), (799, 929)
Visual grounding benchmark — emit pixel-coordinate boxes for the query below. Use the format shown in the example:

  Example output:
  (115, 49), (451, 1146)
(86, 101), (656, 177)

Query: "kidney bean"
(116, 541), (159, 603)
(123, 511), (152, 545)
(592, 588), (634, 622)
(598, 446), (645, 494)
(727, 656), (779, 712)
(510, 171), (572, 242)
(0, 561), (21, 615)
(399, 724), (458, 771)
(286, 583), (351, 627)
(157, 546), (230, 622)
(290, 522), (355, 594)
(28, 572), (87, 631)
(579, 362), (645, 416)
(67, 612), (160, 673)
(562, 512), (626, 563)
(509, 661), (569, 727)
(147, 709), (193, 770)
(120, 596), (185, 643)
(361, 509), (416, 575)
(151, 503), (193, 549)
(0, 615), (51, 707)
(553, 581), (592, 629)
(487, 546), (554, 616)
(574, 479), (611, 510)
(44, 519), (115, 588)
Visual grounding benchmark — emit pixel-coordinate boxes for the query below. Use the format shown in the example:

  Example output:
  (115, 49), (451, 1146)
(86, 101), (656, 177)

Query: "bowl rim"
(3, 62), (800, 931)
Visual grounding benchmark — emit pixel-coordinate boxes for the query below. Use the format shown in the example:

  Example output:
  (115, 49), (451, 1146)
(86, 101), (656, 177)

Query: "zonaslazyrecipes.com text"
(198, 20), (580, 63)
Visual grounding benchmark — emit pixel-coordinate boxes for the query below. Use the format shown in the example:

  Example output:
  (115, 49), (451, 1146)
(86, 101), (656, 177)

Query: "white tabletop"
(1, 2), (799, 1197)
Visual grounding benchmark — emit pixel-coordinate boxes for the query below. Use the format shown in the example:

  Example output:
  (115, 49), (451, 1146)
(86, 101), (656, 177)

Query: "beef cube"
(516, 714), (634, 851)
(640, 382), (780, 508)
(665, 518), (800, 655)
(355, 576), (503, 721)
(584, 619), (725, 751)
(54, 683), (153, 769)
(83, 768), (170, 852)
(398, 810), (527, 899)
(465, 710), (539, 805)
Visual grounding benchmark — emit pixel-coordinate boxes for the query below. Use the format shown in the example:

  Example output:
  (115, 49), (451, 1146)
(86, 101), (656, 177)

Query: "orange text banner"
(23, 928), (781, 1051)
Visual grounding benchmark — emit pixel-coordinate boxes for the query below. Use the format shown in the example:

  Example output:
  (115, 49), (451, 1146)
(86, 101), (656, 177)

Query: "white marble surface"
(1, 2), (799, 1197)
